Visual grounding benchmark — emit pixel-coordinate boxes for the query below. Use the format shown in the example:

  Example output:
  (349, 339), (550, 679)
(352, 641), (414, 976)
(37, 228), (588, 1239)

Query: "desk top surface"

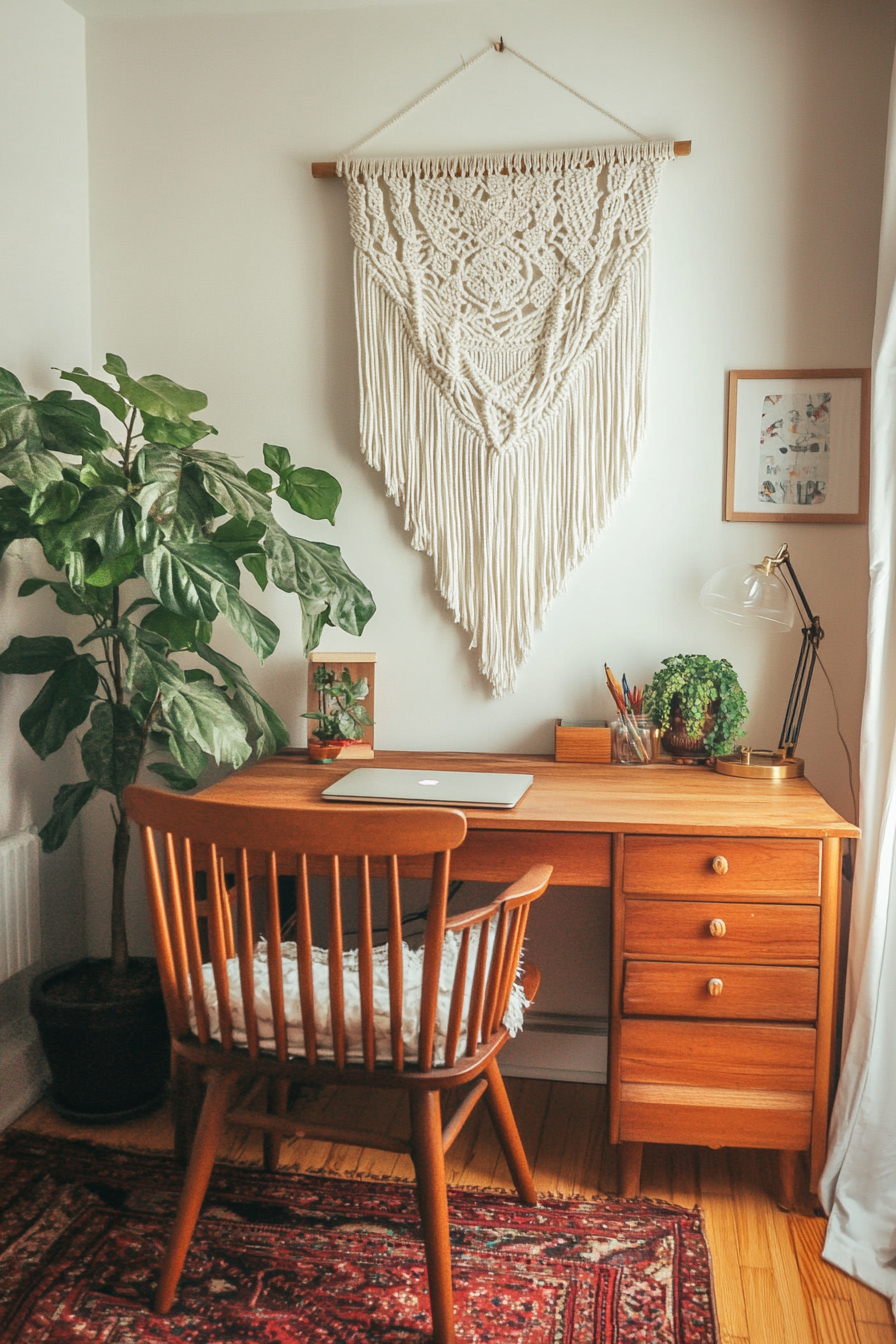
(199, 750), (858, 839)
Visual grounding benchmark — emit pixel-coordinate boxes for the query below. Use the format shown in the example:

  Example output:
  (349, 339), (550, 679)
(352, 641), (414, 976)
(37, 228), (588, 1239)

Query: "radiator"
(0, 830), (40, 984)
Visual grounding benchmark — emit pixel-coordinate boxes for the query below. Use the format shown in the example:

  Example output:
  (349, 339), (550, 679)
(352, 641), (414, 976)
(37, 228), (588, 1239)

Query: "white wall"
(0, 0), (91, 1121)
(81, 0), (893, 1070)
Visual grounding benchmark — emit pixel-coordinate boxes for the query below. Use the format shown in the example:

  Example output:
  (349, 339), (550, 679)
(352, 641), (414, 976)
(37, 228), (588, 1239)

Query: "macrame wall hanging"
(313, 43), (689, 696)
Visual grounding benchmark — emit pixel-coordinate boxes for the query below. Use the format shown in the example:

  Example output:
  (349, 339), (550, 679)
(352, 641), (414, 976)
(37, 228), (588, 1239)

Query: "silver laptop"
(321, 767), (534, 810)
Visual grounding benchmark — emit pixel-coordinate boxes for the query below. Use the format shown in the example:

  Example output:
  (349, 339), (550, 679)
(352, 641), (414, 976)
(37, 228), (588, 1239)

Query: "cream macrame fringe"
(339, 143), (673, 695)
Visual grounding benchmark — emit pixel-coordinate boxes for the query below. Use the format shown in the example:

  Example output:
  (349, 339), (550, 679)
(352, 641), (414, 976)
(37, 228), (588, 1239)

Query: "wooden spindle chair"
(124, 784), (552, 1343)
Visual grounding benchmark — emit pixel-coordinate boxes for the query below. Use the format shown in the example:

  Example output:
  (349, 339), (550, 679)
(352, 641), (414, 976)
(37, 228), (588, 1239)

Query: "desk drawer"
(624, 899), (820, 964)
(623, 960), (819, 1020)
(617, 1018), (816, 1149)
(623, 837), (821, 901)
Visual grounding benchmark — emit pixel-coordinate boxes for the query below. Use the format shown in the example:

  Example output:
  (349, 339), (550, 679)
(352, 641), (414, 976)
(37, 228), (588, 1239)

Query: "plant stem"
(111, 586), (123, 703)
(111, 805), (130, 978)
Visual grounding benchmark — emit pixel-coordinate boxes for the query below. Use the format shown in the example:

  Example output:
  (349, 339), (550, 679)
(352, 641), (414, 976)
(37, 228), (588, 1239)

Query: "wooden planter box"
(554, 719), (612, 764)
(306, 652), (376, 759)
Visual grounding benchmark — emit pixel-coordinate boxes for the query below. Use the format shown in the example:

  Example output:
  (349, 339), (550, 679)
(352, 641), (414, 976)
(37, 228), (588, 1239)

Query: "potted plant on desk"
(303, 663), (373, 762)
(644, 653), (748, 763)
(0, 356), (375, 1119)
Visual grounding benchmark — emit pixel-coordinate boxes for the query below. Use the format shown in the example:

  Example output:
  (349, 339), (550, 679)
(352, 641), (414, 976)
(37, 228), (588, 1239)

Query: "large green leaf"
(18, 577), (91, 616)
(0, 635), (76, 674)
(141, 414), (216, 447)
(19, 654), (98, 758)
(85, 546), (142, 587)
(161, 726), (208, 779)
(262, 520), (376, 652)
(0, 484), (35, 561)
(140, 605), (213, 651)
(0, 437), (64, 498)
(210, 581), (279, 661)
(38, 781), (97, 853)
(197, 641), (289, 757)
(185, 448), (272, 523)
(57, 366), (128, 422)
(212, 517), (268, 590)
(32, 390), (115, 457)
(103, 354), (208, 426)
(263, 445), (341, 523)
(28, 480), (81, 525)
(79, 451), (129, 490)
(146, 761), (198, 791)
(161, 678), (252, 768)
(80, 701), (144, 796)
(142, 540), (239, 621)
(65, 486), (138, 558)
(119, 621), (185, 701)
(134, 451), (216, 541)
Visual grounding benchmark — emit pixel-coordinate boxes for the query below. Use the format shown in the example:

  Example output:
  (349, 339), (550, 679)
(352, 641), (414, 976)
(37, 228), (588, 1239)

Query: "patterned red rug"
(0, 1131), (718, 1343)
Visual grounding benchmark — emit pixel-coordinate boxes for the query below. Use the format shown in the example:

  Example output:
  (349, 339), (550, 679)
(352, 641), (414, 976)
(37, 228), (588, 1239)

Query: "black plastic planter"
(30, 958), (170, 1123)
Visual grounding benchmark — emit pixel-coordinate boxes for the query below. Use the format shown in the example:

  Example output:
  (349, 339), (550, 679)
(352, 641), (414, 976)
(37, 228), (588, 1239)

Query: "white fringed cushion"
(192, 922), (527, 1067)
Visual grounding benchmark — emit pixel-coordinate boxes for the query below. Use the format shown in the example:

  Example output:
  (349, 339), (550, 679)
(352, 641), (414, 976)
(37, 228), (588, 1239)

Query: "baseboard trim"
(499, 1023), (608, 1085)
(0, 1016), (47, 1131)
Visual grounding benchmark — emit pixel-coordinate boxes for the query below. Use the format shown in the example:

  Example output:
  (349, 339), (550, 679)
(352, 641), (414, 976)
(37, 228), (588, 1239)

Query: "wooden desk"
(201, 749), (858, 1198)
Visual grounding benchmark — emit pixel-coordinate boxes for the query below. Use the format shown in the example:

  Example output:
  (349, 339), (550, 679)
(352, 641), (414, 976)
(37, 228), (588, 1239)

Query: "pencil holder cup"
(612, 716), (656, 764)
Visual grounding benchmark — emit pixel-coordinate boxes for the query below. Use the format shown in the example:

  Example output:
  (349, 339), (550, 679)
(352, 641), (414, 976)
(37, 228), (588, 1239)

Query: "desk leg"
(777, 1149), (799, 1212)
(619, 1142), (644, 1198)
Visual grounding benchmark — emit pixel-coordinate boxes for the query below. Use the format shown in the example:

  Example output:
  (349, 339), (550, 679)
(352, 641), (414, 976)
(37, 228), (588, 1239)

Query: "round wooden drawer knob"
(712, 856), (729, 875)
(707, 978), (724, 997)
(709, 918), (727, 938)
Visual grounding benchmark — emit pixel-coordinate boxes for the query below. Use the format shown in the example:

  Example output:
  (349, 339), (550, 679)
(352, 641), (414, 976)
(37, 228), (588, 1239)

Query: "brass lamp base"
(714, 747), (805, 780)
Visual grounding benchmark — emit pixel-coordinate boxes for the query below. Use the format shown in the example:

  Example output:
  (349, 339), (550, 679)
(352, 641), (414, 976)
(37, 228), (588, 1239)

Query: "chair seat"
(191, 924), (527, 1066)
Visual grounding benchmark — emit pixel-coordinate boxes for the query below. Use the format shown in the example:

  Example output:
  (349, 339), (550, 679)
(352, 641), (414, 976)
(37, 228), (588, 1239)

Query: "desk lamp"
(699, 543), (822, 779)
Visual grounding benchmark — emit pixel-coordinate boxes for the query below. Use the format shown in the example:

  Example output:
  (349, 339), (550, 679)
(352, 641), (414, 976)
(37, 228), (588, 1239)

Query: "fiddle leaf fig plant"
(644, 653), (748, 757)
(0, 357), (375, 979)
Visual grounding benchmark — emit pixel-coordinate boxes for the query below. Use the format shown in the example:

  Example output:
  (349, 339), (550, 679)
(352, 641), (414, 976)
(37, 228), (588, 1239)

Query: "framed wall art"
(724, 368), (870, 523)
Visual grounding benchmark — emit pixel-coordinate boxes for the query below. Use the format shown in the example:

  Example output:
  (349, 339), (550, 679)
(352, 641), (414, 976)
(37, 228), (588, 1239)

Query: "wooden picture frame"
(724, 369), (870, 523)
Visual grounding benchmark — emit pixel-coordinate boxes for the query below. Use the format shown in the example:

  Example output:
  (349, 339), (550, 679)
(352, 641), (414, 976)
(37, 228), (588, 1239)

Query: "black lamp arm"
(774, 548), (824, 753)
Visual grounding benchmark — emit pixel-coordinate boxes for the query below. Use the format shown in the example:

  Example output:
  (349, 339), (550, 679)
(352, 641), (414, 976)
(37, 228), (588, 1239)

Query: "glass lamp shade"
(699, 563), (795, 631)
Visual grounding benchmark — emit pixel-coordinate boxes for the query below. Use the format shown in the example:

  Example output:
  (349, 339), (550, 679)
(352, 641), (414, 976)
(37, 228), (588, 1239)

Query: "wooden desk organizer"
(554, 719), (612, 764)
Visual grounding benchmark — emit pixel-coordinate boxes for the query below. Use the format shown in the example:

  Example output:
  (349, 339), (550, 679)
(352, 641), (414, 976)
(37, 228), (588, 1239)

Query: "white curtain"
(820, 50), (896, 1315)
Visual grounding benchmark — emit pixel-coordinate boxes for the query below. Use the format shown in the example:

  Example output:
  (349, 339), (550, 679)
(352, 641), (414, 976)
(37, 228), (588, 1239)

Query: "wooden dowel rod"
(311, 140), (690, 177)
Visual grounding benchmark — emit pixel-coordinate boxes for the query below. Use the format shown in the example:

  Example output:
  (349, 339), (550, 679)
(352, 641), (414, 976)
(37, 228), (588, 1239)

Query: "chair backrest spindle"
(205, 843), (233, 1049)
(387, 855), (404, 1070)
(417, 850), (451, 1072)
(443, 926), (470, 1068)
(356, 855), (376, 1071)
(235, 848), (259, 1058)
(328, 855), (347, 1068)
(180, 836), (210, 1044)
(294, 854), (317, 1064)
(265, 853), (288, 1062)
(162, 831), (191, 1016)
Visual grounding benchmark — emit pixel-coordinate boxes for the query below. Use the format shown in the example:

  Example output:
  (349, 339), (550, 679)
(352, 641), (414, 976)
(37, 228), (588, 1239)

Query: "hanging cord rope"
(501, 44), (647, 141)
(345, 44), (494, 155)
(343, 40), (648, 156)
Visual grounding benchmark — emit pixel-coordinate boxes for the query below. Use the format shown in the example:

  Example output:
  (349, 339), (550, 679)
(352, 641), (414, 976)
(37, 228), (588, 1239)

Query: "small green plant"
(303, 664), (372, 743)
(644, 653), (748, 756)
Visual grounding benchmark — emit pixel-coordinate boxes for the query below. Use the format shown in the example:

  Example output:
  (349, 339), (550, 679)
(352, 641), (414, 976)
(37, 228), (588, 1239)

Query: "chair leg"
(171, 1054), (204, 1165)
(154, 1069), (235, 1314)
(484, 1059), (537, 1205)
(409, 1091), (456, 1344)
(264, 1077), (290, 1172)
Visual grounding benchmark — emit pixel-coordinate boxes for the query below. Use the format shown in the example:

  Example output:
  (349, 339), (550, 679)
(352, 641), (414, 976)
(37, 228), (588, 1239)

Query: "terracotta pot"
(661, 695), (719, 762)
(307, 737), (353, 763)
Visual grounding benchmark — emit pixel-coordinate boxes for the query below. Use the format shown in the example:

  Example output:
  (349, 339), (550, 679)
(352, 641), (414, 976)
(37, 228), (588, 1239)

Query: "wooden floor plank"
(792, 1215), (896, 1328)
(856, 1324), (896, 1344)
(731, 1150), (776, 1271)
(812, 1297), (862, 1344)
(742, 1265), (789, 1344)
(10, 1079), (891, 1344)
